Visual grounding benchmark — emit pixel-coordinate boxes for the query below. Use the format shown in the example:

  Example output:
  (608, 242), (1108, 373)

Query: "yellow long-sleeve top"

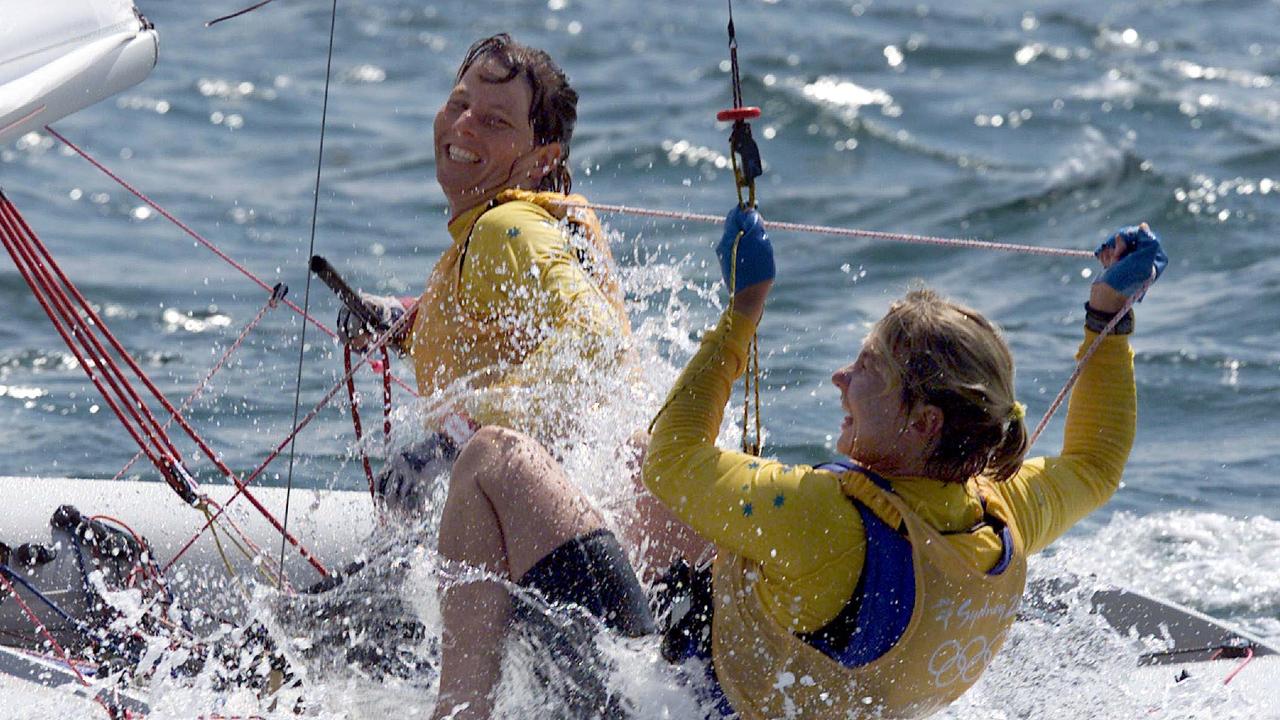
(643, 309), (1135, 633)
(404, 191), (629, 441)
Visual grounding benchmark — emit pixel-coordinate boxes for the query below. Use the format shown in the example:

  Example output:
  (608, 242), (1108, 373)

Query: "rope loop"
(345, 345), (395, 501)
(719, 0), (766, 455)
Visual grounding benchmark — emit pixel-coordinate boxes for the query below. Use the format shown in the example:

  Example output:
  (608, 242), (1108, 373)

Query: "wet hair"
(455, 33), (578, 193)
(865, 288), (1028, 484)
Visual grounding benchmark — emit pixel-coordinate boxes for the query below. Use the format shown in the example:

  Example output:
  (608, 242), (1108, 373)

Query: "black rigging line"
(726, 0), (743, 108)
(206, 0), (278, 28)
(279, 0), (340, 588)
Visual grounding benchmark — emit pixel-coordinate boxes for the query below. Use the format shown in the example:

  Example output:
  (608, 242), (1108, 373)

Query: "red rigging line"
(164, 305), (416, 573)
(1222, 646), (1256, 685)
(111, 286), (285, 482)
(0, 192), (191, 494)
(44, 126), (419, 397)
(0, 195), (183, 493)
(345, 345), (393, 500)
(0, 191), (330, 579)
(345, 348), (377, 498)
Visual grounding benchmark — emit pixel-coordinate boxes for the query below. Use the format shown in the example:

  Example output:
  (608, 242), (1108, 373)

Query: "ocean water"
(2, 0), (1278, 717)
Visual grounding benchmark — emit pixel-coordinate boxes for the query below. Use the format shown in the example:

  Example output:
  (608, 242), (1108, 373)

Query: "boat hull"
(0, 476), (374, 645)
(1, 477), (1275, 714)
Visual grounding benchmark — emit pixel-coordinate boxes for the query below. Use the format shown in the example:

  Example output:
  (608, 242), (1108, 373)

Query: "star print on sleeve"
(773, 493), (785, 508)
(743, 502), (754, 517)
(506, 226), (521, 238)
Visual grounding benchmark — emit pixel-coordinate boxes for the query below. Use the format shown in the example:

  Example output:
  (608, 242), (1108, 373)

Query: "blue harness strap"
(983, 495), (1016, 576)
(802, 460), (1017, 667)
(802, 460), (915, 666)
(677, 460), (1016, 716)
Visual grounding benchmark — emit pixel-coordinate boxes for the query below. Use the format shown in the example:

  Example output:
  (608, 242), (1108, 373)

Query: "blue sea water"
(2, 0), (1279, 715)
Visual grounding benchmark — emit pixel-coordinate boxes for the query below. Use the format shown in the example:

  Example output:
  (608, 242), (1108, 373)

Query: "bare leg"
(616, 432), (712, 584)
(432, 426), (604, 720)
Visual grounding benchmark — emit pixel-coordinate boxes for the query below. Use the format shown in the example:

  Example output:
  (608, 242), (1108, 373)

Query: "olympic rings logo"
(926, 634), (997, 688)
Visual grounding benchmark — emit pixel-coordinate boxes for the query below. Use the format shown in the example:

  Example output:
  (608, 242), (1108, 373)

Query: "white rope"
(555, 200), (1095, 259)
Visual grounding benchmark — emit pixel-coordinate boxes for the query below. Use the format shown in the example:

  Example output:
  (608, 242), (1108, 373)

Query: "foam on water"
(1054, 512), (1280, 639)
(118, 518), (1280, 719)
(941, 512), (1280, 720)
(36, 250), (1263, 720)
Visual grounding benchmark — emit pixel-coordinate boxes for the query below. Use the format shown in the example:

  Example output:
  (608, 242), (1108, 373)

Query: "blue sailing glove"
(1094, 223), (1168, 299)
(717, 205), (775, 292)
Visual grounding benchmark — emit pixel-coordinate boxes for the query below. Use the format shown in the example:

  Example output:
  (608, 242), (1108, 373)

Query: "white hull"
(1, 477), (1276, 715)
(0, 476), (373, 642)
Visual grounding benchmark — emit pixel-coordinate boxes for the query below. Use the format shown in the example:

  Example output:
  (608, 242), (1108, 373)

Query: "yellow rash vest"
(643, 308), (1136, 718)
(402, 190), (629, 441)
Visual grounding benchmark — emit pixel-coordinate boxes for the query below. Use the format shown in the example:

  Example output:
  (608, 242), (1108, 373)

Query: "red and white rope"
(556, 200), (1095, 259)
(1026, 279), (1152, 449)
(46, 125), (418, 397)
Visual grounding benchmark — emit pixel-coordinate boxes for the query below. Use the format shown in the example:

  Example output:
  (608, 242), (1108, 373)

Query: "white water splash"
(7, 251), (1278, 719)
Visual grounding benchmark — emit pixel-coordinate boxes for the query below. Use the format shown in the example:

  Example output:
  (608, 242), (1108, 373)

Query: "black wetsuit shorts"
(515, 528), (655, 637)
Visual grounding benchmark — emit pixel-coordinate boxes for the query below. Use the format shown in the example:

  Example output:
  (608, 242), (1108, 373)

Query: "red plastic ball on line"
(716, 106), (762, 122)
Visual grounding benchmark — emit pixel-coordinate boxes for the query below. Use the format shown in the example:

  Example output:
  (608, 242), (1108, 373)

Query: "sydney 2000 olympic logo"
(925, 633), (1001, 688)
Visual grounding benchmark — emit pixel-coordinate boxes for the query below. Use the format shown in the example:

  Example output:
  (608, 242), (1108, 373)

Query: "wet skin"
(433, 58), (561, 219)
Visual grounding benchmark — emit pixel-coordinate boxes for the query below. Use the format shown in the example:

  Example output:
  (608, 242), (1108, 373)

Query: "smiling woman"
(324, 34), (644, 720)
(433, 34), (578, 214)
(338, 34), (629, 446)
(636, 215), (1168, 719)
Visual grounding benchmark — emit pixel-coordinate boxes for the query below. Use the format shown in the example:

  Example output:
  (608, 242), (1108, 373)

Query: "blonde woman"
(641, 208), (1167, 718)
(423, 205), (1164, 718)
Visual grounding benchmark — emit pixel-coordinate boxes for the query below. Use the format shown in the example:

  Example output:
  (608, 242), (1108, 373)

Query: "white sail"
(0, 0), (158, 144)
